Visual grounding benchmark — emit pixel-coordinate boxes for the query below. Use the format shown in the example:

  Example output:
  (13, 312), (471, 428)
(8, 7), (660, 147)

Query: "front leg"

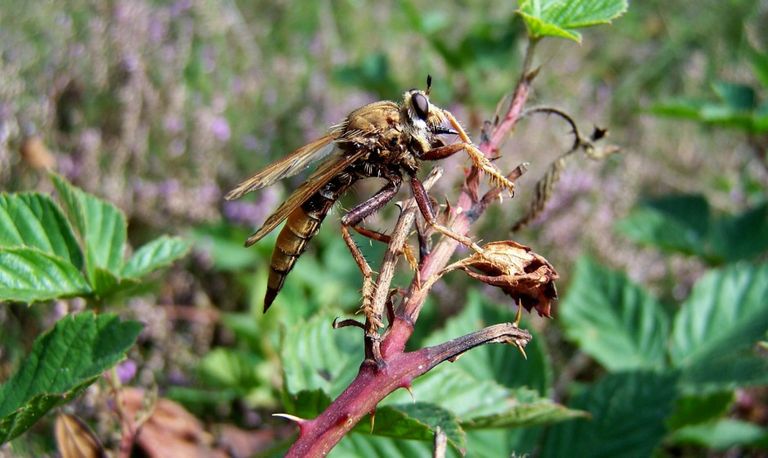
(340, 176), (402, 331)
(424, 111), (517, 194)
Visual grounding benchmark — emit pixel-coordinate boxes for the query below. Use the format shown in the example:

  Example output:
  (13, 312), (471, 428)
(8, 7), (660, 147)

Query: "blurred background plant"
(1, 0), (767, 456)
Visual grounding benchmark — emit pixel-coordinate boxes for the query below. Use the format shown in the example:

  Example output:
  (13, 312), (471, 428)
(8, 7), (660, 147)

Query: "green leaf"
(122, 236), (190, 278)
(422, 291), (552, 394)
(670, 263), (768, 367)
(747, 45), (768, 89)
(680, 353), (768, 392)
(559, 257), (670, 371)
(0, 312), (142, 443)
(517, 0), (628, 43)
(668, 419), (767, 450)
(615, 195), (710, 258)
(281, 311), (362, 398)
(383, 363), (512, 420)
(710, 202), (768, 263)
(51, 174), (127, 281)
(0, 247), (91, 302)
(466, 429), (539, 458)
(357, 403), (465, 452)
(190, 224), (261, 271)
(618, 197), (768, 263)
(88, 267), (120, 296)
(198, 348), (276, 407)
(284, 389), (332, 420)
(667, 391), (734, 430)
(461, 388), (587, 429)
(0, 193), (83, 268)
(334, 434), (434, 458)
(712, 82), (757, 111)
(542, 371), (678, 458)
(649, 99), (707, 121)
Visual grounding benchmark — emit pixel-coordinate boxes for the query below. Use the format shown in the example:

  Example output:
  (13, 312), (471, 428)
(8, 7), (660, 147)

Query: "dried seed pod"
(452, 240), (558, 317)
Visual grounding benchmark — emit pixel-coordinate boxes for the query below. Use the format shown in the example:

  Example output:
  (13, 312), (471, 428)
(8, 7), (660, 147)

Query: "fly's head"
(400, 77), (457, 157)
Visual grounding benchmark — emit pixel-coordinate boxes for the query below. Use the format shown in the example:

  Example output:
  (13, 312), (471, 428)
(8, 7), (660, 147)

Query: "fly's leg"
(411, 177), (485, 254)
(340, 176), (402, 329)
(425, 111), (517, 194)
(415, 218), (431, 267)
(352, 226), (419, 271)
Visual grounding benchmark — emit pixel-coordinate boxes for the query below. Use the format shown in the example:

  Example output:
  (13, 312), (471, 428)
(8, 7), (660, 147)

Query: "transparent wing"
(225, 133), (339, 200)
(244, 149), (366, 246)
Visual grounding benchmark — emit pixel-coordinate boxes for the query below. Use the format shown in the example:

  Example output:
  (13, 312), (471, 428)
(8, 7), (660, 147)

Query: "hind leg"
(340, 176), (402, 327)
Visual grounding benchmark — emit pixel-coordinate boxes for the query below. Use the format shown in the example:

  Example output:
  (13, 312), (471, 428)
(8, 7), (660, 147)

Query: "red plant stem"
(285, 40), (539, 457)
(286, 323), (531, 457)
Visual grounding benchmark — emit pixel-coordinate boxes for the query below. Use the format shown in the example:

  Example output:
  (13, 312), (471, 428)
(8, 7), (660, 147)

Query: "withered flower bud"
(453, 241), (558, 317)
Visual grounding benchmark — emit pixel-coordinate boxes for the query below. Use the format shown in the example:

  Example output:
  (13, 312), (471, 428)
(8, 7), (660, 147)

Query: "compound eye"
(412, 93), (429, 121)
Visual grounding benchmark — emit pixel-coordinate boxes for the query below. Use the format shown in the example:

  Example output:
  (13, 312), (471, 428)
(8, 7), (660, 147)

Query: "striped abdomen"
(264, 175), (355, 311)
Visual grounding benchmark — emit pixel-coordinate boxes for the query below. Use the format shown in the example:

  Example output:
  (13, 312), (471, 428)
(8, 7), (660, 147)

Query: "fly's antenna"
(426, 74), (432, 96)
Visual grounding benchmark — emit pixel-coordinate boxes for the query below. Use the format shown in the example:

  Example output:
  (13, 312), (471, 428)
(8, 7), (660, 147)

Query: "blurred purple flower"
(241, 134), (260, 151)
(202, 45), (216, 73)
(170, 138), (186, 157)
(57, 155), (81, 181)
(116, 359), (137, 384)
(164, 115), (184, 134)
(210, 116), (231, 142)
(170, 0), (192, 17)
(149, 17), (168, 43)
(133, 178), (159, 200)
(223, 186), (279, 227)
(158, 178), (181, 197)
(197, 182), (221, 203)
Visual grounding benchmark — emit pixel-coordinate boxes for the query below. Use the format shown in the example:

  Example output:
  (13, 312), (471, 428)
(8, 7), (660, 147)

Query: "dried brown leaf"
(120, 388), (226, 458)
(55, 413), (105, 458)
(453, 240), (558, 317)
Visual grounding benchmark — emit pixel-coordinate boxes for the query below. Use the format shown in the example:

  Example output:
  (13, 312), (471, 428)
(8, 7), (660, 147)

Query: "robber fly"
(226, 76), (515, 312)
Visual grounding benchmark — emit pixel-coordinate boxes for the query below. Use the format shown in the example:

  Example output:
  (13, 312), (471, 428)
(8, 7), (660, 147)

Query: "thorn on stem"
(448, 354), (463, 363)
(515, 342), (528, 360)
(273, 413), (308, 430)
(369, 409), (376, 433)
(401, 383), (415, 403)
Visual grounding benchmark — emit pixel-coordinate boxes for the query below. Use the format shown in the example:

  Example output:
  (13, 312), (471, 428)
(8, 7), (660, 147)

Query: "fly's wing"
(225, 132), (339, 200)
(244, 148), (366, 246)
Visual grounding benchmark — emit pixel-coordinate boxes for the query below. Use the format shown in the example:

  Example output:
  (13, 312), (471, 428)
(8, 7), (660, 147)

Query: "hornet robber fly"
(226, 76), (515, 312)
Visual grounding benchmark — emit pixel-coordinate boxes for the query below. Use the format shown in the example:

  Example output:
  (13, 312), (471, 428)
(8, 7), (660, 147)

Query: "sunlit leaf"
(52, 174), (127, 281)
(422, 291), (552, 394)
(559, 257), (670, 371)
(670, 263), (768, 367)
(461, 389), (587, 429)
(334, 434), (434, 458)
(668, 419), (768, 450)
(0, 313), (142, 444)
(0, 193), (83, 268)
(122, 236), (190, 278)
(0, 247), (91, 302)
(517, 0), (628, 42)
(356, 403), (465, 452)
(281, 311), (362, 398)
